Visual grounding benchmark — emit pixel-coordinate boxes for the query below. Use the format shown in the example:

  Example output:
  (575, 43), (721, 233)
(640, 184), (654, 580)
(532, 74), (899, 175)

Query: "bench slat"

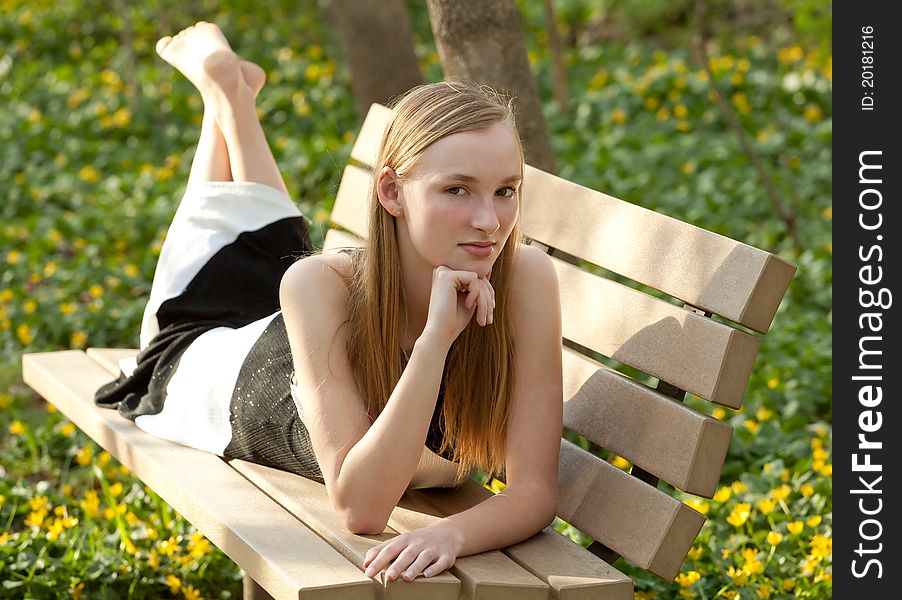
(22, 350), (372, 600)
(322, 228), (365, 252)
(345, 103), (796, 334)
(563, 347), (733, 497)
(554, 257), (760, 409)
(331, 164), (372, 237)
(414, 482), (634, 599)
(557, 439), (706, 581)
(233, 460), (545, 599)
(520, 166), (796, 334)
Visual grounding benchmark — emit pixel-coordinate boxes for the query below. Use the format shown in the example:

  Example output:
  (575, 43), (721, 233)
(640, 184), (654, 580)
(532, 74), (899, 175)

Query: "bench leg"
(243, 575), (276, 600)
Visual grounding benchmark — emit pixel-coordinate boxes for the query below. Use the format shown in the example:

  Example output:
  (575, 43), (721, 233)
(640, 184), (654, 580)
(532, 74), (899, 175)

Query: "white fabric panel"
(135, 312), (280, 455)
(140, 182), (301, 349)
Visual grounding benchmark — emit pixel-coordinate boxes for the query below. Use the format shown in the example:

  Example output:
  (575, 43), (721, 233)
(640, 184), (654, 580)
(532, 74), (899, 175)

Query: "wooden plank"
(562, 347), (733, 497)
(323, 228), (365, 252)
(331, 164), (373, 238)
(87, 347), (138, 376)
(232, 459), (463, 599)
(415, 482), (634, 600)
(557, 440), (705, 581)
(520, 165), (796, 334)
(350, 103), (394, 167)
(22, 351), (373, 600)
(553, 257), (760, 409)
(233, 461), (550, 600)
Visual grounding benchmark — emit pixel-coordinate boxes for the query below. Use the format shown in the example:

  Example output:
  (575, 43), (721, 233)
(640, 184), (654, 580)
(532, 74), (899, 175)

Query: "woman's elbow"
(340, 507), (388, 535)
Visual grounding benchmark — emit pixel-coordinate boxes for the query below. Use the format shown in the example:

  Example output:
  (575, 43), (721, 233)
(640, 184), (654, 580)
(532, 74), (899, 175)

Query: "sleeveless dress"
(94, 181), (471, 490)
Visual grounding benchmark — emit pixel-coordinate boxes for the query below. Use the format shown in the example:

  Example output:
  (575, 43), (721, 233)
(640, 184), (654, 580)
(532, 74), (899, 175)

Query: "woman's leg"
(156, 22), (289, 197)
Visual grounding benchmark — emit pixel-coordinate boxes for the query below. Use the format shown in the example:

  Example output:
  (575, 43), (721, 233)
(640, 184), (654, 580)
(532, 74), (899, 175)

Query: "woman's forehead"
(410, 121), (522, 182)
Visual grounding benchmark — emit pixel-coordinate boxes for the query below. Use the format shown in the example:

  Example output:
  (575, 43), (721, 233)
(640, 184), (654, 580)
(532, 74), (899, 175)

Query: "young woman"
(95, 22), (563, 583)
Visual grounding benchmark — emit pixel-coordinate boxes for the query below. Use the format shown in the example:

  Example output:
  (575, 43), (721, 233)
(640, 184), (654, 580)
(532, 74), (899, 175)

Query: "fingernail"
(365, 567), (374, 577)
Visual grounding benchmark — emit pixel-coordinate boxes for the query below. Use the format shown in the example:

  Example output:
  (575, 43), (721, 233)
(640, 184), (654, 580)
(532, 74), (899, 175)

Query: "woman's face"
(388, 120), (522, 278)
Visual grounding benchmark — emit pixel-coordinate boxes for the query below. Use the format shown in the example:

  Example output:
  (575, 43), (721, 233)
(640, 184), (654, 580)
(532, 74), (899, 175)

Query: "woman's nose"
(472, 196), (501, 235)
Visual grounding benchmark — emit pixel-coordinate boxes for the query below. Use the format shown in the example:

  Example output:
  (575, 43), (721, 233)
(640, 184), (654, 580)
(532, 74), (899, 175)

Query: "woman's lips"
(459, 243), (495, 257)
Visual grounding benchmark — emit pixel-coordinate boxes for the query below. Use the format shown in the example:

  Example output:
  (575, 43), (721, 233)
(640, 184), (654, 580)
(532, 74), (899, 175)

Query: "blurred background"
(1, 0), (831, 598)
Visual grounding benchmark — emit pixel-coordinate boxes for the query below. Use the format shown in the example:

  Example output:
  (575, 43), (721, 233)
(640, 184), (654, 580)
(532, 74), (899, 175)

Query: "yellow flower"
(757, 497), (776, 515)
(800, 483), (814, 497)
(588, 71), (609, 90)
(47, 519), (65, 541)
(675, 120), (691, 132)
(112, 108), (131, 127)
(183, 584), (202, 600)
(727, 565), (748, 586)
(685, 498), (709, 515)
(782, 578), (796, 590)
(803, 104), (822, 123)
(79, 166), (101, 183)
(89, 284), (104, 298)
(813, 447), (828, 461)
(727, 503), (751, 527)
(675, 570), (701, 587)
(63, 516), (79, 528)
(772, 485), (791, 501)
(60, 302), (77, 315)
(687, 545), (703, 560)
(714, 486), (732, 503)
(23, 299), (37, 314)
(674, 104), (688, 118)
(76, 444), (93, 466)
(787, 521), (804, 535)
(644, 97), (660, 110)
(159, 536), (180, 556)
(9, 420), (26, 435)
(30, 496), (49, 511)
(188, 532), (212, 558)
(806, 515), (822, 528)
(0, 533), (10, 545)
(610, 455), (631, 470)
(809, 534), (832, 558)
(61, 423), (76, 437)
(147, 527), (158, 541)
(109, 482), (123, 497)
(756, 406), (773, 421)
(81, 490), (100, 518)
(723, 592), (739, 600)
(124, 263), (140, 278)
(70, 330), (88, 347)
(767, 531), (783, 545)
(17, 323), (35, 345)
(756, 584), (772, 599)
(822, 464), (832, 477)
(656, 107), (671, 121)
(148, 552), (160, 568)
(25, 510), (47, 527)
(744, 419), (760, 434)
(680, 161), (696, 175)
(731, 92), (751, 115)
(611, 109), (627, 124)
(778, 46), (804, 64)
(123, 538), (137, 554)
(166, 575), (182, 594)
(125, 511), (140, 526)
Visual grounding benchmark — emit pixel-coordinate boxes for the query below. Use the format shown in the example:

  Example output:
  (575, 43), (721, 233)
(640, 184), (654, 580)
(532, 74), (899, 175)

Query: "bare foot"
(240, 61), (265, 97)
(156, 22), (251, 103)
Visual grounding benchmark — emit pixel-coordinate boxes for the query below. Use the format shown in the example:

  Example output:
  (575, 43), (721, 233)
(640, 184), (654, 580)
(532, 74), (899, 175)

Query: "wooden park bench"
(22, 103), (796, 599)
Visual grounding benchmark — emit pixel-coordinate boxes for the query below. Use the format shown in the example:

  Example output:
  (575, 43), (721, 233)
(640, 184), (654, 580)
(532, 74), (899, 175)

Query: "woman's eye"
(497, 187), (517, 197)
(446, 186), (467, 196)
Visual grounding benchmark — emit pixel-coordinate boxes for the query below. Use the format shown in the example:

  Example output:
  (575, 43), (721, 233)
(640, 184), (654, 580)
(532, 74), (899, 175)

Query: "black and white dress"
(95, 181), (470, 489)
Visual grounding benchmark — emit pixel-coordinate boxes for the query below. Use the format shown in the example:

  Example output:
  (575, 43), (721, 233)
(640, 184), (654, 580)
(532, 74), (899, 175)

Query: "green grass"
(2, 1), (831, 598)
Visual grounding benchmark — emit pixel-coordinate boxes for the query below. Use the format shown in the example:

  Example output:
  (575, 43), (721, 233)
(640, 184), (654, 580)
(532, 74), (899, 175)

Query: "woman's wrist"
(413, 331), (452, 359)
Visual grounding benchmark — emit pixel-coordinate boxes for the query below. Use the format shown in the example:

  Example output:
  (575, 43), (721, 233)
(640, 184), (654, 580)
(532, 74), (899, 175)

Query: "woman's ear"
(376, 167), (404, 217)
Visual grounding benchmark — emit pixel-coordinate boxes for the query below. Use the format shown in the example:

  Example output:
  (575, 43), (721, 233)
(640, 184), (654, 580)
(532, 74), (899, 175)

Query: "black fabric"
(222, 313), (324, 481)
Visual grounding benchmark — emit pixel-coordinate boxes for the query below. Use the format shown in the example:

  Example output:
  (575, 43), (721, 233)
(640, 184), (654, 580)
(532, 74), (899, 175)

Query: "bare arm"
(364, 245), (563, 581)
(280, 256), (495, 533)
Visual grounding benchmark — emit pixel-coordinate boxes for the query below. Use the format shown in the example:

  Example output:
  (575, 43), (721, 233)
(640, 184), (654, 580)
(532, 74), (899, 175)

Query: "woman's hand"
(422, 266), (495, 348)
(363, 523), (462, 582)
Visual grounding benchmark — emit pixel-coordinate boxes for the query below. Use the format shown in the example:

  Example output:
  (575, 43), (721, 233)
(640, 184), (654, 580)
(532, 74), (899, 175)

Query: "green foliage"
(2, 1), (831, 598)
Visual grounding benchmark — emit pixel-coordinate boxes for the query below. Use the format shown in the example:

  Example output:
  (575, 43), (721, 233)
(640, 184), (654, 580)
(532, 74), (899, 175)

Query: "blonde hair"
(345, 80), (523, 481)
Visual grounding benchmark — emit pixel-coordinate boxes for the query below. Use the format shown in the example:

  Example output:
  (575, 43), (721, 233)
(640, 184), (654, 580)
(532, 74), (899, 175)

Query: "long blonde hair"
(345, 81), (523, 481)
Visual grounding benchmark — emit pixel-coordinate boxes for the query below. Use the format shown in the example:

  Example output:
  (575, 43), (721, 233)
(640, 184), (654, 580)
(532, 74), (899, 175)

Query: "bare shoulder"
(509, 243), (558, 299)
(279, 251), (354, 311)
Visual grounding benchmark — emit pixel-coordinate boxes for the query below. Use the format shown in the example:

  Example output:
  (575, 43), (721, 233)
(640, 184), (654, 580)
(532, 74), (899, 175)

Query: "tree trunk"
(426, 0), (557, 174)
(328, 0), (424, 120)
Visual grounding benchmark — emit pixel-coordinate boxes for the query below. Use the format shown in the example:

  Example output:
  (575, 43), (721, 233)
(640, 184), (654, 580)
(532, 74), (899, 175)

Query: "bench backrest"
(323, 103), (796, 581)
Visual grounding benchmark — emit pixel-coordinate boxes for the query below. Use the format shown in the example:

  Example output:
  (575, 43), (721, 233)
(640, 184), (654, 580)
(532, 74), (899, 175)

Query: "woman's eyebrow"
(442, 174), (522, 184)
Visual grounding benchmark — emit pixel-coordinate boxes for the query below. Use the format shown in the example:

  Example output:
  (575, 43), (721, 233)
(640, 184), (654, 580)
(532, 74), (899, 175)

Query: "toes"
(155, 36), (173, 56)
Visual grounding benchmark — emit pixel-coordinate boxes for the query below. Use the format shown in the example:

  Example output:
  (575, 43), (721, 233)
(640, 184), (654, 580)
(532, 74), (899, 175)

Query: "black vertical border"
(834, 2), (901, 596)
